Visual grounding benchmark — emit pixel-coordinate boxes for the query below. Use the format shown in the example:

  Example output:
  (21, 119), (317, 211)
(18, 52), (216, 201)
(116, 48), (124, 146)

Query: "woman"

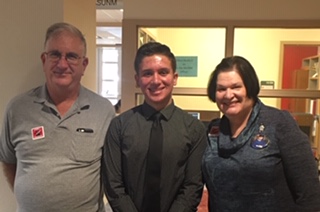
(202, 56), (320, 211)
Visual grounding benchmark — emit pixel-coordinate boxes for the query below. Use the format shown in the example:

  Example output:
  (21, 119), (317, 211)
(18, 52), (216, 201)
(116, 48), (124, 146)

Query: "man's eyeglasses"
(44, 51), (84, 65)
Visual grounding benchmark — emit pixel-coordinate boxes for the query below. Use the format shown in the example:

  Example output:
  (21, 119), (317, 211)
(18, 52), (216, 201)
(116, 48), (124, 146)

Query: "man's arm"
(1, 162), (16, 191)
(169, 121), (208, 212)
(102, 118), (138, 212)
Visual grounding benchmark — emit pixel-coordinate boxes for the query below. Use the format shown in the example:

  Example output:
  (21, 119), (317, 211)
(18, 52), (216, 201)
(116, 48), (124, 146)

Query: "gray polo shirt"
(0, 85), (115, 212)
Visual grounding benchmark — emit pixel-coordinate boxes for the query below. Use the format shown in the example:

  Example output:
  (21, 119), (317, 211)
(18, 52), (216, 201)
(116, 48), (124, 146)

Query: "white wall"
(124, 0), (320, 20)
(63, 0), (97, 92)
(156, 28), (226, 88)
(152, 27), (225, 110)
(234, 28), (320, 88)
(121, 0), (320, 112)
(0, 1), (63, 123)
(0, 2), (63, 210)
(141, 27), (320, 110)
(234, 28), (320, 107)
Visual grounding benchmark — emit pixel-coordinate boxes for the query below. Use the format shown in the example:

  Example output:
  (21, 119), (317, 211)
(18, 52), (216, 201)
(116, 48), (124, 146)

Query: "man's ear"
(82, 57), (89, 67)
(40, 53), (46, 64)
(134, 74), (140, 87)
(173, 72), (178, 86)
(80, 58), (89, 76)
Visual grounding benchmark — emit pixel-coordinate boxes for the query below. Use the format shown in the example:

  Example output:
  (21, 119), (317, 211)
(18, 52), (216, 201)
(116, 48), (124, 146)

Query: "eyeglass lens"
(47, 51), (81, 64)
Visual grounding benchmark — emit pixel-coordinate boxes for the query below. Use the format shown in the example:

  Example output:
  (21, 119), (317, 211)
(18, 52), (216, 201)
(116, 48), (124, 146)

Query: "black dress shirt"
(103, 102), (207, 212)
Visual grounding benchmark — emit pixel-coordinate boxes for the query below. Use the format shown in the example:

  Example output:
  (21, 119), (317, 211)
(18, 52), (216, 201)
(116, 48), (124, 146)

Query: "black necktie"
(142, 112), (163, 212)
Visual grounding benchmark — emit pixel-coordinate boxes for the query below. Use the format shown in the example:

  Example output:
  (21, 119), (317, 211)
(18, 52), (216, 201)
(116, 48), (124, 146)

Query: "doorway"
(280, 42), (320, 112)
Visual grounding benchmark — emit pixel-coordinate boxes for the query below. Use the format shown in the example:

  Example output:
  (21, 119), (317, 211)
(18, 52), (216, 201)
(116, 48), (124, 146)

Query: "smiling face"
(215, 68), (254, 121)
(41, 31), (88, 92)
(135, 54), (178, 111)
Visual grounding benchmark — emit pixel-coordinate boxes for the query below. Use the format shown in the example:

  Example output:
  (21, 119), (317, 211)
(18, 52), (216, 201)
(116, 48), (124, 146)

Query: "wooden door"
(288, 69), (308, 113)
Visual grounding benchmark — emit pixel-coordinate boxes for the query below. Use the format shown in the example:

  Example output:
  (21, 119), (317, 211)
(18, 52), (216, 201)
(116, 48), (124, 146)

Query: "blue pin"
(251, 124), (270, 149)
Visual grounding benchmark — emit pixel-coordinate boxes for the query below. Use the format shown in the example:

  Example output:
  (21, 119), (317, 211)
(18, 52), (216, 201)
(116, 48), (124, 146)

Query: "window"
(97, 46), (121, 105)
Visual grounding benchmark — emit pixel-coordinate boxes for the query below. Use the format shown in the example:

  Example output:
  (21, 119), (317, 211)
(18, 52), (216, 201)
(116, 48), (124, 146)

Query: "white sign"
(96, 0), (123, 9)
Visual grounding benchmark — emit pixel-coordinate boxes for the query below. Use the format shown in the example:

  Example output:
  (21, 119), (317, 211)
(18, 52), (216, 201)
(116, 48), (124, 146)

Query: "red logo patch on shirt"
(31, 126), (45, 140)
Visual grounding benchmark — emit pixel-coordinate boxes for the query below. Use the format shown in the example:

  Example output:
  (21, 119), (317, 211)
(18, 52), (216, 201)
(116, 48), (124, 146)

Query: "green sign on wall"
(176, 56), (198, 77)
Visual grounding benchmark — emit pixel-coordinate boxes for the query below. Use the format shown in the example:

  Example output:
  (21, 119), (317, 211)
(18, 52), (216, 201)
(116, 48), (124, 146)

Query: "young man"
(103, 42), (207, 212)
(0, 22), (115, 211)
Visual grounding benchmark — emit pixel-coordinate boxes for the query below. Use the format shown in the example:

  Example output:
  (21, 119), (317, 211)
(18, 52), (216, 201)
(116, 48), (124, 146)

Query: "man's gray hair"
(44, 22), (87, 55)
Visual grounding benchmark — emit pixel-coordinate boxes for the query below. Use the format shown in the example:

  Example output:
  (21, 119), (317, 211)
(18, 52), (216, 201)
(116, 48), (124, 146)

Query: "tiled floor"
(198, 189), (209, 212)
(105, 178), (320, 211)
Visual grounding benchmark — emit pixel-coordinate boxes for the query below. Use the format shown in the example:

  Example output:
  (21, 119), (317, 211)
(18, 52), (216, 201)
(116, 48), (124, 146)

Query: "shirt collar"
(34, 84), (90, 111)
(141, 101), (175, 121)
